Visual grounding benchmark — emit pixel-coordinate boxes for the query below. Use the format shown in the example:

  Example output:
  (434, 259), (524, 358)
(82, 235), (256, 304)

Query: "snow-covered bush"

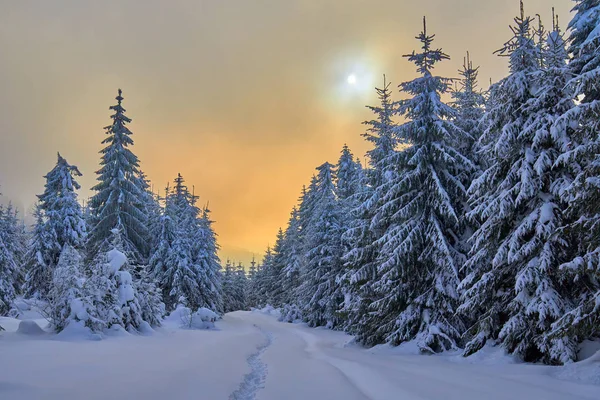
(173, 305), (219, 330)
(134, 269), (165, 328)
(47, 244), (90, 332)
(84, 230), (160, 334)
(278, 304), (302, 323)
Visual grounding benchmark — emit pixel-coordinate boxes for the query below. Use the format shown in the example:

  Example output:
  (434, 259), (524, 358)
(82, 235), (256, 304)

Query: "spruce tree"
(451, 53), (485, 164)
(84, 229), (148, 333)
(549, 0), (600, 351)
(459, 3), (573, 362)
(88, 89), (149, 262)
(48, 244), (87, 332)
(233, 263), (248, 311)
(23, 153), (86, 298)
(297, 162), (344, 328)
(193, 206), (224, 313)
(373, 18), (473, 352)
(152, 174), (222, 313)
(0, 203), (21, 315)
(246, 257), (260, 308)
(280, 207), (303, 306)
(335, 144), (363, 202)
(22, 206), (58, 299)
(341, 77), (397, 341)
(221, 260), (236, 312)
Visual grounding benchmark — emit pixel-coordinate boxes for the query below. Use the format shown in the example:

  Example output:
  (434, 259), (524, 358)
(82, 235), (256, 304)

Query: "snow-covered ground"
(1, 310), (598, 400)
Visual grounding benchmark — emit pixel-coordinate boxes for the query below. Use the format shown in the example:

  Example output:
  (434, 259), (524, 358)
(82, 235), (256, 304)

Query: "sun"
(347, 74), (357, 85)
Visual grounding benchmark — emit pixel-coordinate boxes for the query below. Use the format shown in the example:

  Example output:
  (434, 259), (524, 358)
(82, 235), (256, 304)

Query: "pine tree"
(297, 162), (344, 328)
(84, 229), (148, 333)
(152, 174), (222, 313)
(549, 0), (600, 351)
(134, 266), (164, 328)
(88, 89), (149, 262)
(221, 260), (236, 312)
(0, 203), (22, 315)
(264, 229), (286, 307)
(335, 144), (363, 202)
(459, 3), (572, 362)
(280, 208), (303, 306)
(362, 75), (398, 186)
(193, 206), (224, 313)
(341, 77), (398, 340)
(149, 190), (176, 307)
(372, 18), (473, 352)
(451, 52), (486, 163)
(48, 244), (87, 332)
(139, 170), (162, 254)
(246, 257), (260, 308)
(233, 263), (248, 311)
(22, 206), (58, 299)
(23, 153), (86, 298)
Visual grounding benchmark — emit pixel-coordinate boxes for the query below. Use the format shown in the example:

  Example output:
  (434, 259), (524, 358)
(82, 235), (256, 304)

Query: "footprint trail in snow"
(229, 325), (273, 400)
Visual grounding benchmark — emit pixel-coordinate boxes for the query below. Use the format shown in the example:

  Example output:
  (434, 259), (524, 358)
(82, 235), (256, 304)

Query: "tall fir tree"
(458, 3), (573, 362)
(370, 18), (473, 352)
(24, 153), (86, 298)
(335, 145), (363, 202)
(88, 89), (149, 262)
(297, 162), (344, 328)
(0, 203), (22, 315)
(341, 77), (398, 341)
(549, 0), (600, 351)
(451, 52), (486, 165)
(193, 205), (224, 313)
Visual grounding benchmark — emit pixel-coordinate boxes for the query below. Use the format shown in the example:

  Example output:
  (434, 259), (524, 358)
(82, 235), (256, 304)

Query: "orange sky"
(0, 0), (572, 264)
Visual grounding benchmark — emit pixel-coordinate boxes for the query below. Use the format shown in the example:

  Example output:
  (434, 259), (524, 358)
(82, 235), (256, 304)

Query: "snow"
(16, 320), (46, 336)
(163, 305), (219, 330)
(1, 311), (598, 400)
(116, 271), (134, 304)
(107, 248), (127, 275)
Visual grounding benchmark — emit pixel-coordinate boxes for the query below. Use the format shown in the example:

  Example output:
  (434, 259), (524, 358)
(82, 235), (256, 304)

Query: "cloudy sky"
(0, 0), (572, 263)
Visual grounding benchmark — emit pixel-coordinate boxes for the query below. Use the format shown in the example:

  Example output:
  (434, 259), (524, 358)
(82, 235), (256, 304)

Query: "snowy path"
(1, 312), (598, 400)
(230, 312), (599, 400)
(229, 325), (273, 400)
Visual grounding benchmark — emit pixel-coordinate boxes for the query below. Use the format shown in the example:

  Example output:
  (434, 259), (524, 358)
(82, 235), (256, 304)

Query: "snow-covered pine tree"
(221, 260), (235, 312)
(152, 174), (222, 313)
(48, 244), (87, 332)
(451, 52), (486, 165)
(84, 228), (148, 333)
(133, 266), (164, 328)
(88, 90), (149, 262)
(246, 257), (260, 308)
(0, 203), (22, 315)
(259, 247), (276, 308)
(193, 205), (224, 313)
(297, 162), (344, 328)
(280, 207), (303, 307)
(23, 153), (86, 298)
(459, 3), (574, 363)
(161, 175), (200, 311)
(263, 228), (286, 307)
(22, 206), (58, 299)
(139, 170), (162, 256)
(340, 77), (398, 341)
(149, 186), (176, 308)
(335, 144), (363, 202)
(372, 17), (473, 353)
(549, 0), (600, 351)
(233, 262), (248, 311)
